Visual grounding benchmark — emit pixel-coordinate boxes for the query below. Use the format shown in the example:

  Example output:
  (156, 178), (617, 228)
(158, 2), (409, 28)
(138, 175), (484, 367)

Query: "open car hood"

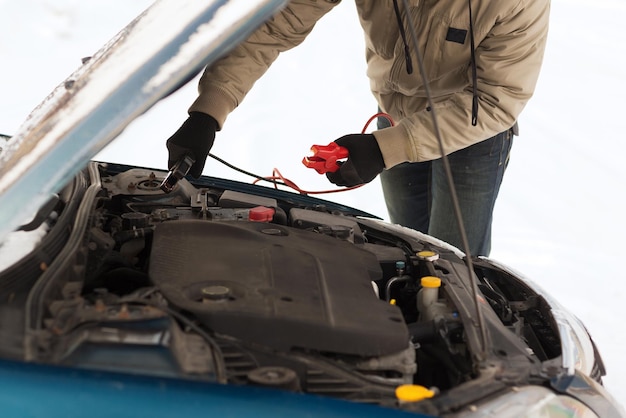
(0, 0), (288, 245)
(0, 1), (624, 416)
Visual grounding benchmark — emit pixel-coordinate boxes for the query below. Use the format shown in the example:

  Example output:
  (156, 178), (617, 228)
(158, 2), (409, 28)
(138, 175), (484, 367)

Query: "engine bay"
(15, 162), (563, 410)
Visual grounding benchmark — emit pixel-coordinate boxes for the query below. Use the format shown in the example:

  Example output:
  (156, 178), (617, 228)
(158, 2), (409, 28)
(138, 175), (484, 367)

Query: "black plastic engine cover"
(149, 220), (409, 356)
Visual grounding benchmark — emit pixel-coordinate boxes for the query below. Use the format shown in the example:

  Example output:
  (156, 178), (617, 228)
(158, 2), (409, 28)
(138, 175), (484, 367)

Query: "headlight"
(551, 309), (596, 376)
(458, 386), (599, 417)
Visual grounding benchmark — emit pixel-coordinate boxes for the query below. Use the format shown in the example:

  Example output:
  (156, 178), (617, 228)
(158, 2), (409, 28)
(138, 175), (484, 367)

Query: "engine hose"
(385, 274), (412, 302)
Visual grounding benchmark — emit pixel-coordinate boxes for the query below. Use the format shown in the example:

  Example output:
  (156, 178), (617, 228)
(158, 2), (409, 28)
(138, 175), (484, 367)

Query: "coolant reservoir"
(417, 276), (451, 323)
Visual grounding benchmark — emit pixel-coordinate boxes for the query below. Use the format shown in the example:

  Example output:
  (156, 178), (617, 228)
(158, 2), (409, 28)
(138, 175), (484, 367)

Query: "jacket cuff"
(372, 124), (412, 169)
(188, 86), (236, 131)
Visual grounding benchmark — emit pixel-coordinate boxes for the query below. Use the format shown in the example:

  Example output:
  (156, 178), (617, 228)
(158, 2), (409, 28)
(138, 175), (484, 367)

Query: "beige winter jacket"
(189, 0), (550, 168)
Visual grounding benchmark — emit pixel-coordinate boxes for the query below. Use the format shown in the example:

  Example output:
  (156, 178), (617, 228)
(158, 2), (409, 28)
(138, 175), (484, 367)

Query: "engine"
(32, 164), (473, 407)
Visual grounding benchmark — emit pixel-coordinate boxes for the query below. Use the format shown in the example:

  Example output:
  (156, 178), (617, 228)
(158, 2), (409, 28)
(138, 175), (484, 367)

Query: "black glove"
(166, 112), (218, 178)
(326, 134), (385, 187)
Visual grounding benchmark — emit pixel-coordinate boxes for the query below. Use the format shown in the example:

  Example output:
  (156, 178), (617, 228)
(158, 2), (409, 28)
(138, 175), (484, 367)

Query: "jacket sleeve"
(374, 0), (550, 167)
(189, 0), (339, 129)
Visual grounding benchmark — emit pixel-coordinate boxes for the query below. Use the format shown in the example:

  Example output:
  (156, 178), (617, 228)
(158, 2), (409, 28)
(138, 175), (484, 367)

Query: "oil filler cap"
(249, 206), (275, 222)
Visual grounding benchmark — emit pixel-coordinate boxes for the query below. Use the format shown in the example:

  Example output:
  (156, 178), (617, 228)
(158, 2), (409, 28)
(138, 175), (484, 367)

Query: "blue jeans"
(379, 128), (513, 256)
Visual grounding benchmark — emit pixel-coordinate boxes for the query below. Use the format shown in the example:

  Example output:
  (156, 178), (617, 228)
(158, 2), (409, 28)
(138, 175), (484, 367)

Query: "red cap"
(248, 206), (275, 222)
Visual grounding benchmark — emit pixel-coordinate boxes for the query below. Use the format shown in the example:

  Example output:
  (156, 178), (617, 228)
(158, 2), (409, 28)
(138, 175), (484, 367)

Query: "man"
(165, 0), (550, 256)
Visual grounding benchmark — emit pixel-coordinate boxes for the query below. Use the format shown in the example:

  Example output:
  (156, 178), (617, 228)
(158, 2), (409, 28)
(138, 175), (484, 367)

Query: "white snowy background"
(1, 0), (625, 410)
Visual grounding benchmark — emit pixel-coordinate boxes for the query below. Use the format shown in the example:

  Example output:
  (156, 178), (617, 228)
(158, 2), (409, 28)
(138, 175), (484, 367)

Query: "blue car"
(0, 1), (623, 416)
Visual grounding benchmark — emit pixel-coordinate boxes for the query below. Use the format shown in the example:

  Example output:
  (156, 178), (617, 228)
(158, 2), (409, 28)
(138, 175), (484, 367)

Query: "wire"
(209, 152), (354, 195)
(363, 112), (395, 132)
(252, 167), (362, 195)
(209, 112), (396, 196)
(208, 153), (288, 187)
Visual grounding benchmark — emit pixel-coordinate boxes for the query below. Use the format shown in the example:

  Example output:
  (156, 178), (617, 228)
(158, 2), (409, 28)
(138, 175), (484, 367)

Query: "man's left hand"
(326, 134), (385, 187)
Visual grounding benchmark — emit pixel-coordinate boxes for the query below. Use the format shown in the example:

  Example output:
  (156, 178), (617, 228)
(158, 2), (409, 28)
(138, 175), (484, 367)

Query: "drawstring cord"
(393, 0), (414, 75)
(468, 0), (478, 126)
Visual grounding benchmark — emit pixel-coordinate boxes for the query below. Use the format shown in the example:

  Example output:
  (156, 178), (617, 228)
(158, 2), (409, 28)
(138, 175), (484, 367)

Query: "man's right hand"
(166, 112), (218, 178)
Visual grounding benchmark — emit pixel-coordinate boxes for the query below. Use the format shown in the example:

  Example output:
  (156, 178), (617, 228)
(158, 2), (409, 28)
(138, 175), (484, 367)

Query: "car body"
(0, 1), (623, 417)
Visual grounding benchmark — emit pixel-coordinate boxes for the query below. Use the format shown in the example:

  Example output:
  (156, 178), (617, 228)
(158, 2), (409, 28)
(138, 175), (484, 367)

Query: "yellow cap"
(421, 276), (441, 288)
(417, 250), (439, 261)
(390, 299), (397, 305)
(395, 384), (435, 402)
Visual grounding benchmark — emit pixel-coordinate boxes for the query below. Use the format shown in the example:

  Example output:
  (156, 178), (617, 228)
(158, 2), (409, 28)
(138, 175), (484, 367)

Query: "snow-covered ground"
(1, 0), (625, 409)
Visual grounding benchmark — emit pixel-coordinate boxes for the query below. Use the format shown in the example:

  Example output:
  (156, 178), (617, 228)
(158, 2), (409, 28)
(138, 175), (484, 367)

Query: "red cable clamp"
(302, 143), (349, 174)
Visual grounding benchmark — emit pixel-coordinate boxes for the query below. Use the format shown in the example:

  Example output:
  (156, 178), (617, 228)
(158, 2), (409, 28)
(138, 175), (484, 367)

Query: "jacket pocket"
(393, 7), (472, 95)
